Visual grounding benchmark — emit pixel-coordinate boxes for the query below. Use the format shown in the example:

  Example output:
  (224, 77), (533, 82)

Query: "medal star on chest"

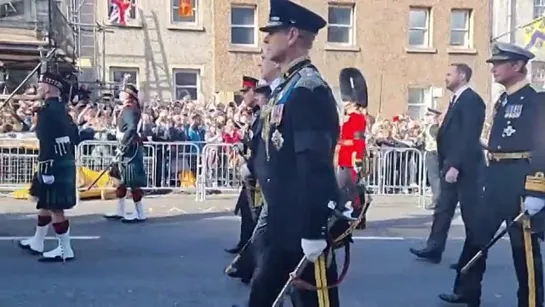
(271, 129), (284, 150)
(502, 125), (516, 137)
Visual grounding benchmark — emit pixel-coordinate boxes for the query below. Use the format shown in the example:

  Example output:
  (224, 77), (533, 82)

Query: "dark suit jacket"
(437, 87), (486, 174)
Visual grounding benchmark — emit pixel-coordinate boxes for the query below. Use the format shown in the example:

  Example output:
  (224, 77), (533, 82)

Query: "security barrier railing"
(0, 140), (433, 204)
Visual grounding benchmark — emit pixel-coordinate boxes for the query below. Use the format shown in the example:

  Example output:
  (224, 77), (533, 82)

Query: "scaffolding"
(65, 0), (113, 83)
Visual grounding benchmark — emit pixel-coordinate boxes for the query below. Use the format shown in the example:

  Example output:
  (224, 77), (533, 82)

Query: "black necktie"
(449, 95), (457, 109)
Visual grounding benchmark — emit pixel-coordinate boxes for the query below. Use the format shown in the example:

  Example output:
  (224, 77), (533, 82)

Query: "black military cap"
(339, 67), (368, 107)
(39, 72), (65, 91)
(426, 107), (441, 116)
(240, 76), (259, 92)
(260, 0), (327, 34)
(486, 42), (535, 63)
(123, 84), (139, 100)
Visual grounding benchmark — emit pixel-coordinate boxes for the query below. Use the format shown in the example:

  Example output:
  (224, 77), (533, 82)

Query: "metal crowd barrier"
(196, 145), (430, 203)
(0, 139), (432, 205)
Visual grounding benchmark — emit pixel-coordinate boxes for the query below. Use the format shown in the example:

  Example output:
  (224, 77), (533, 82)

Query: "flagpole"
(491, 16), (545, 42)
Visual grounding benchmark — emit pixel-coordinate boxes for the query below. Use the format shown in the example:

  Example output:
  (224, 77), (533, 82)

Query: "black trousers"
(236, 186), (256, 248)
(426, 164), (481, 254)
(454, 163), (544, 306)
(248, 246), (339, 307)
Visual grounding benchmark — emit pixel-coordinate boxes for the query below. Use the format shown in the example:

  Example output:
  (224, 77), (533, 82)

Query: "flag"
(179, 0), (194, 17)
(522, 16), (545, 51)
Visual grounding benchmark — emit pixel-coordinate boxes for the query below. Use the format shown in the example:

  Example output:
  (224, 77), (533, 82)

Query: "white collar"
(270, 77), (282, 92)
(452, 85), (469, 102)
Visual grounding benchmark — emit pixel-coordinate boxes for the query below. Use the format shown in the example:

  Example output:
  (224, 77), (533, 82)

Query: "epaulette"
(294, 67), (325, 90)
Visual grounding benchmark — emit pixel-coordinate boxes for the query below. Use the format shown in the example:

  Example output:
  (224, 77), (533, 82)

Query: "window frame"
(326, 4), (355, 46)
(408, 7), (431, 48)
(171, 0), (198, 25)
(450, 9), (472, 49)
(534, 0), (545, 19)
(109, 67), (139, 98)
(107, 0), (138, 26)
(407, 87), (432, 120)
(531, 61), (545, 91)
(229, 5), (258, 47)
(172, 68), (201, 101)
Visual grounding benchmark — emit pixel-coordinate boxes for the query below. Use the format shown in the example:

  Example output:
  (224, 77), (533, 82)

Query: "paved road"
(0, 194), (531, 306)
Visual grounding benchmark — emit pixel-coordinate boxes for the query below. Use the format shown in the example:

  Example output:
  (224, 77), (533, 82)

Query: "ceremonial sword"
(460, 211), (526, 274)
(272, 202), (357, 307)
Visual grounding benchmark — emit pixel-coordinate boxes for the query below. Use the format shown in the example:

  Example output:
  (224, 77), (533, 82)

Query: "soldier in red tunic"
(336, 68), (368, 229)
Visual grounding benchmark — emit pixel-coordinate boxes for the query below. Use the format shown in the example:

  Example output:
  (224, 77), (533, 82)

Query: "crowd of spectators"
(0, 84), (429, 149)
(0, 83), (433, 192)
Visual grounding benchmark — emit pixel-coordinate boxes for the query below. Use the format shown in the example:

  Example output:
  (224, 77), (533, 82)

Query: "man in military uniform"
(238, 1), (341, 306)
(227, 59), (283, 284)
(439, 43), (544, 307)
(423, 108), (441, 210)
(226, 76), (259, 255)
(227, 78), (266, 284)
(104, 84), (147, 223)
(336, 67), (368, 229)
(18, 72), (79, 262)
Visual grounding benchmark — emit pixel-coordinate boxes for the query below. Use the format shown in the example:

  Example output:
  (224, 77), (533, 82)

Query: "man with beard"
(235, 1), (341, 306)
(18, 72), (79, 262)
(226, 76), (258, 256)
(438, 43), (544, 307)
(410, 63), (485, 265)
(103, 84), (147, 223)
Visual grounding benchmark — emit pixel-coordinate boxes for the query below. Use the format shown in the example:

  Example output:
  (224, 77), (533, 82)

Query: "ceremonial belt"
(339, 139), (353, 146)
(487, 151), (530, 162)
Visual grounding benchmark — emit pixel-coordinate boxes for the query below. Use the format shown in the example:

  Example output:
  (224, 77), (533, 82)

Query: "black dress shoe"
(438, 293), (479, 306)
(227, 270), (252, 284)
(225, 246), (242, 254)
(409, 247), (442, 263)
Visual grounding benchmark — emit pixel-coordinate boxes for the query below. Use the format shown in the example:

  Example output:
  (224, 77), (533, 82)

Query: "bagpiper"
(336, 67), (368, 229)
(104, 84), (147, 223)
(19, 72), (79, 262)
(438, 42), (544, 307)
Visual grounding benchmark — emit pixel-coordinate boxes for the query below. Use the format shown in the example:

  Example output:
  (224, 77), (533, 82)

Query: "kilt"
(118, 146), (147, 188)
(35, 159), (77, 211)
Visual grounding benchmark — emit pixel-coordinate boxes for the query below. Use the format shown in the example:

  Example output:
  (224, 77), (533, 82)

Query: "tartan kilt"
(118, 146), (147, 188)
(34, 159), (77, 211)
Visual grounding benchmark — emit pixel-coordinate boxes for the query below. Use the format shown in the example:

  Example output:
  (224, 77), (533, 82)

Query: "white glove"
(113, 148), (124, 162)
(29, 195), (38, 203)
(41, 175), (55, 185)
(240, 163), (251, 179)
(301, 239), (327, 263)
(524, 196), (545, 216)
(343, 201), (354, 219)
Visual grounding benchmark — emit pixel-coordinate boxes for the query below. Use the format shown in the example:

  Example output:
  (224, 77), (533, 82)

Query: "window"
(408, 87), (431, 119)
(230, 6), (256, 45)
(108, 0), (137, 26)
(171, 0), (197, 24)
(450, 10), (471, 47)
(174, 69), (200, 100)
(110, 67), (138, 98)
(408, 8), (431, 47)
(532, 61), (545, 90)
(327, 5), (354, 45)
(535, 0), (545, 18)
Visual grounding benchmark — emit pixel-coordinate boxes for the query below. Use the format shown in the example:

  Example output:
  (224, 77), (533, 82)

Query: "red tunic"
(337, 111), (367, 176)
